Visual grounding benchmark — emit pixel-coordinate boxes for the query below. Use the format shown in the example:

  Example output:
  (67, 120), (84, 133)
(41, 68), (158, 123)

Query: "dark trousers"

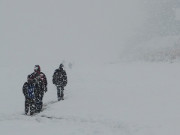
(35, 91), (44, 112)
(25, 98), (35, 115)
(57, 86), (64, 100)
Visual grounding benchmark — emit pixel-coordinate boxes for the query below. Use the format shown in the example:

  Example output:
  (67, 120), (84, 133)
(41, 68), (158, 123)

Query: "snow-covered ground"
(1, 0), (180, 135)
(0, 62), (180, 135)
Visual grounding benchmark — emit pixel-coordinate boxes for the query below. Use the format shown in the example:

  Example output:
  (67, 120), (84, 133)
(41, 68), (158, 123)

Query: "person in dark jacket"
(52, 64), (67, 101)
(23, 75), (38, 115)
(30, 65), (47, 91)
(30, 65), (47, 112)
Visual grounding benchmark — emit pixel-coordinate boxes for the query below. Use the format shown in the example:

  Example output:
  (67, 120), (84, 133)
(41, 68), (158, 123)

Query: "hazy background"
(1, 0), (180, 65)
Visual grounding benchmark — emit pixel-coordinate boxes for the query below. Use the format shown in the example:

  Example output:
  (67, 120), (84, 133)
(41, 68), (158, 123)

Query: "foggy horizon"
(1, 0), (180, 65)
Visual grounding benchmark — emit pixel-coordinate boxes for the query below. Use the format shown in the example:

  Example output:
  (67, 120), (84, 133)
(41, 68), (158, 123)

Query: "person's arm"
(22, 83), (27, 96)
(43, 73), (47, 87)
(52, 70), (58, 85)
(63, 70), (67, 86)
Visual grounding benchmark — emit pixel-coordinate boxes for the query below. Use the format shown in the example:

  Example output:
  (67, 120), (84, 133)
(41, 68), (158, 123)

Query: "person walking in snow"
(30, 65), (47, 112)
(52, 64), (67, 101)
(23, 75), (38, 115)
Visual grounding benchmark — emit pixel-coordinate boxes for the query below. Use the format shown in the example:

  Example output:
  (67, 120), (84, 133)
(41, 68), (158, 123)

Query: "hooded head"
(34, 65), (41, 74)
(27, 75), (33, 83)
(59, 64), (64, 70)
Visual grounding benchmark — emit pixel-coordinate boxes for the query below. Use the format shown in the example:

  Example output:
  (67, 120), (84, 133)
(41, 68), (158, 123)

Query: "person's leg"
(35, 98), (41, 113)
(61, 87), (64, 100)
(25, 99), (29, 115)
(39, 91), (44, 111)
(57, 86), (61, 101)
(30, 99), (35, 115)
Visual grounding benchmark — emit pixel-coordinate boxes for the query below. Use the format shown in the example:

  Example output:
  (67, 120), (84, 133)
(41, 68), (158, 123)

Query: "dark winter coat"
(52, 68), (67, 87)
(30, 71), (47, 92)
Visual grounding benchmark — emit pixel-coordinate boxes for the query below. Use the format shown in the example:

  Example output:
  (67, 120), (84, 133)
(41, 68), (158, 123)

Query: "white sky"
(0, 0), (180, 65)
(0, 0), (146, 65)
(176, 9), (180, 20)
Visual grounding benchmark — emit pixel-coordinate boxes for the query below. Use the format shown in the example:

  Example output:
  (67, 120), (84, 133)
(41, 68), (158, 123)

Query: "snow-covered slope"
(0, 62), (180, 135)
(1, 0), (180, 135)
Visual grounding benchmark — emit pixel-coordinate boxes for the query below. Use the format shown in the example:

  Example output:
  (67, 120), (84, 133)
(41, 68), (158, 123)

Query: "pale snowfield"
(0, 62), (180, 135)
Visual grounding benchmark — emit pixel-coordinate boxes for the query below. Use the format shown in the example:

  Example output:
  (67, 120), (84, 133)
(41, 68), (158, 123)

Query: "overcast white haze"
(1, 0), (180, 135)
